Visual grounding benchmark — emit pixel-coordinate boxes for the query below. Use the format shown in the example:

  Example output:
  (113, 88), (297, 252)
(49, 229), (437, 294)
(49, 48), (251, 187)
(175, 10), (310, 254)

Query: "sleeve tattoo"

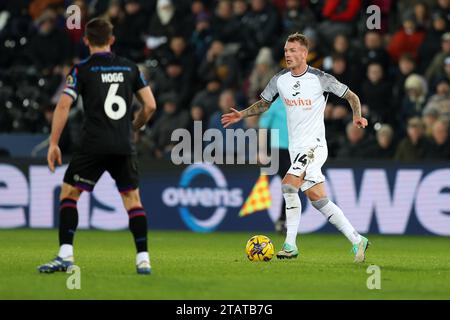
(241, 99), (271, 118)
(343, 90), (362, 118)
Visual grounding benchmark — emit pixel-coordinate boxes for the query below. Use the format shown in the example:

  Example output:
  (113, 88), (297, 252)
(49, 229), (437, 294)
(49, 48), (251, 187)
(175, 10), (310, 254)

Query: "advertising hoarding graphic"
(162, 163), (242, 232)
(1, 161), (450, 235)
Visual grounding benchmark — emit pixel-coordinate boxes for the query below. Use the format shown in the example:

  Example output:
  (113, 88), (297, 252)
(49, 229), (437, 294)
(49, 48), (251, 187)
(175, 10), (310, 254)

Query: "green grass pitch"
(0, 229), (449, 299)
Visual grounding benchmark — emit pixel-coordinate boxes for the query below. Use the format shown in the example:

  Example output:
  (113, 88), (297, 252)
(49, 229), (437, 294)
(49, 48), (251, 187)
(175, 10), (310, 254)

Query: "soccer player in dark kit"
(37, 18), (156, 275)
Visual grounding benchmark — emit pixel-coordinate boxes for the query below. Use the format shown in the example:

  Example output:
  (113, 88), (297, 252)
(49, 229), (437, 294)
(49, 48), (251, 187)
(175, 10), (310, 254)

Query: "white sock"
(282, 185), (301, 247)
(136, 252), (150, 265)
(58, 244), (73, 259)
(312, 198), (361, 245)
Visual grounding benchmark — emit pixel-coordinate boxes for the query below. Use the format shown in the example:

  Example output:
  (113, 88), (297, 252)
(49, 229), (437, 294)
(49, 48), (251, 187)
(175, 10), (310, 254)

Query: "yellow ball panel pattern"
(245, 235), (274, 262)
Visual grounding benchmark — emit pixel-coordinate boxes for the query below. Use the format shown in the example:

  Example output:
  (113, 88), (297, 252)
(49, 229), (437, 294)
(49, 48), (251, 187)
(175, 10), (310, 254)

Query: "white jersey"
(260, 66), (348, 150)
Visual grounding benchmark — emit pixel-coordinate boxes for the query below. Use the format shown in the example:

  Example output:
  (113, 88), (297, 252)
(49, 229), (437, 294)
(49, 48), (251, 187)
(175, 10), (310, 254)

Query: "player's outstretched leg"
(38, 184), (80, 273)
(121, 189), (151, 275)
(311, 198), (370, 263)
(277, 184), (300, 259)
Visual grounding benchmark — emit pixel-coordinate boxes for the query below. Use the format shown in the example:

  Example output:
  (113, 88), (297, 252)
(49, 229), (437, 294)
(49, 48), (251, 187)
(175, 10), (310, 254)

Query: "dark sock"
(128, 207), (148, 253)
(59, 198), (79, 246)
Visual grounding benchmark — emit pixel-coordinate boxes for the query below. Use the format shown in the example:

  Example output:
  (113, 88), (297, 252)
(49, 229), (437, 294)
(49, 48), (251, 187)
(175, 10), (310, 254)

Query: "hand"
(47, 144), (62, 172)
(353, 117), (368, 129)
(221, 108), (243, 128)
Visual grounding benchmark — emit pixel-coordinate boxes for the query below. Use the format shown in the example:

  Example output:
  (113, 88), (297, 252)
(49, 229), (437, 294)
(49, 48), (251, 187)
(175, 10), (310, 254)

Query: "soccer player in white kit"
(222, 33), (370, 263)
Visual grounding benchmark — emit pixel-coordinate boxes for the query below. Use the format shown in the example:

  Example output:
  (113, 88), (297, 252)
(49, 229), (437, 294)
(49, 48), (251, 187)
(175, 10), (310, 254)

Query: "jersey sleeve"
(133, 65), (148, 92)
(260, 72), (281, 103)
(317, 71), (349, 98)
(62, 66), (81, 100)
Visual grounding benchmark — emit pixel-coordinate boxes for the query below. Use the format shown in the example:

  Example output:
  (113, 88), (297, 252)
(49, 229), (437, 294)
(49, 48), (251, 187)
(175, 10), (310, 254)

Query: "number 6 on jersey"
(104, 83), (126, 120)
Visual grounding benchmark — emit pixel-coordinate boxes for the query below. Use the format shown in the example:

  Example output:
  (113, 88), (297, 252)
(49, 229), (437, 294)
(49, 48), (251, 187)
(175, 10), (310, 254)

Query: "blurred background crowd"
(0, 0), (450, 161)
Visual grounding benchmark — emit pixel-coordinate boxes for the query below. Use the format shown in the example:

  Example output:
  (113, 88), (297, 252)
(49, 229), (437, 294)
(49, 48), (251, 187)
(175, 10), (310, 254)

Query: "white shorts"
(287, 145), (328, 192)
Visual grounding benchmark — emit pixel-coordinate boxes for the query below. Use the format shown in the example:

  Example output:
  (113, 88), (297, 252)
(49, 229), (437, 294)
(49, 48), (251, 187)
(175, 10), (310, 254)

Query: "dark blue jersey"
(63, 52), (147, 154)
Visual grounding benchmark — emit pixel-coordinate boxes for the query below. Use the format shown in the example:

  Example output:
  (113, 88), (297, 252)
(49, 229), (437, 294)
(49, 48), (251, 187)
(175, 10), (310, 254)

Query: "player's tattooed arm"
(221, 99), (271, 128)
(241, 99), (272, 118)
(343, 89), (368, 128)
(343, 89), (362, 119)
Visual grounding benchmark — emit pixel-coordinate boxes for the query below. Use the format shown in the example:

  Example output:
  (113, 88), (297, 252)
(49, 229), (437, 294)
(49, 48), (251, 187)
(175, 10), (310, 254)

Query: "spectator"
(208, 89), (243, 131)
(212, 0), (240, 44)
(247, 47), (278, 104)
(392, 54), (417, 111)
(400, 74), (428, 130)
(325, 104), (351, 158)
(323, 34), (355, 72)
(370, 0), (394, 35)
(426, 118), (450, 159)
(208, 89), (244, 158)
(418, 12), (447, 74)
(114, 0), (148, 62)
(319, 0), (362, 45)
(101, 0), (124, 28)
(190, 12), (213, 62)
(422, 106), (440, 137)
(151, 57), (193, 110)
(184, 0), (208, 34)
(425, 94), (450, 121)
(327, 54), (354, 107)
(361, 62), (393, 124)
(147, 92), (189, 159)
(430, 77), (450, 102)
(358, 31), (391, 75)
(434, 0), (450, 24)
(387, 13), (426, 63)
(66, 0), (88, 56)
(273, 0), (316, 63)
(146, 0), (186, 51)
(281, 0), (316, 35)
(431, 56), (450, 91)
(197, 39), (240, 89)
(25, 8), (72, 71)
(240, 0), (280, 59)
(190, 77), (222, 119)
(394, 117), (429, 161)
(425, 32), (450, 82)
(366, 124), (397, 159)
(336, 122), (372, 159)
(304, 28), (324, 69)
(157, 35), (196, 86)
(412, 1), (431, 29)
(184, 104), (207, 160)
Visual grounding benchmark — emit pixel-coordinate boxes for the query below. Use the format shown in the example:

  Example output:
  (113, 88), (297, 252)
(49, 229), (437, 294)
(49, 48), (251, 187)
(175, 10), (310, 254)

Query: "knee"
(60, 184), (82, 201)
(311, 197), (329, 210)
(306, 187), (326, 202)
(282, 184), (298, 194)
(121, 190), (142, 210)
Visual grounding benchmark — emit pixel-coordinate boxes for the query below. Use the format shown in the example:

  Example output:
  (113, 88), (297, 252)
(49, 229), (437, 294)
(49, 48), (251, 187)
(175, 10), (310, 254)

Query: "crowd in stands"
(0, 0), (449, 161)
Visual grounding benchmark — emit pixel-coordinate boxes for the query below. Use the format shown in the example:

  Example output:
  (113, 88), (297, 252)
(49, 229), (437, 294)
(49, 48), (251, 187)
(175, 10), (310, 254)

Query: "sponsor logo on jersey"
(66, 75), (75, 86)
(283, 97), (312, 107)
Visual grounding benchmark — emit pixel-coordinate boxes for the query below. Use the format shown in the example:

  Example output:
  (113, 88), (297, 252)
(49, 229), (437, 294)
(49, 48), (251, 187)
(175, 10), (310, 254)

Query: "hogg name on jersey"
(101, 72), (124, 83)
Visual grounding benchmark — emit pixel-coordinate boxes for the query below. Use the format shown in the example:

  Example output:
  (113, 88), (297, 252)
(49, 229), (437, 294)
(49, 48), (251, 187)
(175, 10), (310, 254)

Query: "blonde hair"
(286, 32), (309, 49)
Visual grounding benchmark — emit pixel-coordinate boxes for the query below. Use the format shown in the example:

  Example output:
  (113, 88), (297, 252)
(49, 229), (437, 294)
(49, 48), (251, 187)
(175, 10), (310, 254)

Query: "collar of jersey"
(290, 65), (309, 78)
(91, 52), (113, 58)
